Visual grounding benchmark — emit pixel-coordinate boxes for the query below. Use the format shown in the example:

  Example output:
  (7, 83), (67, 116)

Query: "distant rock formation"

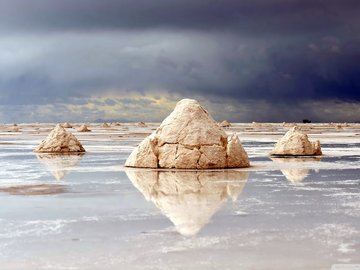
(77, 124), (91, 132)
(62, 122), (73, 128)
(125, 168), (248, 236)
(34, 124), (85, 153)
(125, 99), (250, 169)
(101, 123), (110, 128)
(270, 126), (322, 156)
(219, 120), (231, 127)
(137, 122), (147, 127)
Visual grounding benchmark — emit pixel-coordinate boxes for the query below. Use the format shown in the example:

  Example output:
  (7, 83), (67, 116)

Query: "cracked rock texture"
(270, 126), (322, 156)
(34, 124), (86, 153)
(125, 99), (250, 169)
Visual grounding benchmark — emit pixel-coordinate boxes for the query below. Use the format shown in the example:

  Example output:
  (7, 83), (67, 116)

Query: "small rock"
(219, 120), (231, 127)
(34, 124), (86, 153)
(270, 126), (322, 156)
(77, 124), (91, 132)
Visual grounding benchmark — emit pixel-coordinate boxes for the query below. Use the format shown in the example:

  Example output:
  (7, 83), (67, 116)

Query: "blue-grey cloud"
(0, 0), (359, 122)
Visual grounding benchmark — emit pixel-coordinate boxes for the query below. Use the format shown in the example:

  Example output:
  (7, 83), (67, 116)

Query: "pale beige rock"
(101, 123), (110, 128)
(227, 134), (250, 168)
(77, 124), (91, 132)
(34, 124), (85, 153)
(36, 153), (84, 180)
(219, 120), (231, 127)
(126, 135), (158, 168)
(270, 126), (322, 156)
(125, 168), (248, 236)
(62, 122), (72, 128)
(125, 99), (250, 169)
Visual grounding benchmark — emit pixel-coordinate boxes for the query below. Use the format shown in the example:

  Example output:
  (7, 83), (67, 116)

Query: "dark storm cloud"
(0, 0), (360, 122)
(1, 0), (360, 35)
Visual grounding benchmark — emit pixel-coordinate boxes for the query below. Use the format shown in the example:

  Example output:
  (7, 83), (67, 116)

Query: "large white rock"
(125, 168), (248, 236)
(270, 126), (322, 156)
(34, 124), (85, 153)
(125, 99), (250, 169)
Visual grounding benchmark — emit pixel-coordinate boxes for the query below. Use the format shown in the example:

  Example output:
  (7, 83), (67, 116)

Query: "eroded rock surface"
(34, 124), (85, 153)
(270, 126), (322, 156)
(125, 99), (250, 169)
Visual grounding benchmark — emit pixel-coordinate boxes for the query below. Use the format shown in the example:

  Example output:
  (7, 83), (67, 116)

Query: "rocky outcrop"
(34, 124), (85, 153)
(219, 120), (231, 127)
(125, 168), (248, 236)
(270, 126), (322, 156)
(77, 124), (91, 132)
(125, 99), (250, 169)
(62, 122), (72, 128)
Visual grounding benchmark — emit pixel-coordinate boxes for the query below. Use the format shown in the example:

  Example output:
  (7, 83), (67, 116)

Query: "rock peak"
(125, 99), (250, 169)
(34, 124), (85, 153)
(270, 126), (322, 156)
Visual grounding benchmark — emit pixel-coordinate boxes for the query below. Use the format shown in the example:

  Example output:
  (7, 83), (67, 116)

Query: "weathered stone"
(226, 134), (250, 168)
(125, 135), (158, 168)
(34, 124), (85, 153)
(270, 126), (322, 156)
(62, 122), (72, 128)
(219, 120), (231, 127)
(125, 99), (250, 168)
(77, 124), (91, 132)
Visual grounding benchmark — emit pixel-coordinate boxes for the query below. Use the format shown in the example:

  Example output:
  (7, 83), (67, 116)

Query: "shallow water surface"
(0, 123), (359, 270)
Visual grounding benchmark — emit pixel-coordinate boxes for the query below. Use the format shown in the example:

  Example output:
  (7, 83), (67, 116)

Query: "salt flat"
(0, 123), (359, 269)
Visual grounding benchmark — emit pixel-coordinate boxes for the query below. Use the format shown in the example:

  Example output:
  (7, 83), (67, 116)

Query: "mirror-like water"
(0, 123), (359, 270)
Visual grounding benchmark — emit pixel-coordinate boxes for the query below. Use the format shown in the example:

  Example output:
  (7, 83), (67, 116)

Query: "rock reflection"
(36, 153), (84, 180)
(271, 157), (322, 184)
(125, 169), (249, 236)
(0, 184), (67, 195)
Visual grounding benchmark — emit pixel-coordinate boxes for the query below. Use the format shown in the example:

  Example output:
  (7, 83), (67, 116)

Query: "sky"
(1, 0), (360, 123)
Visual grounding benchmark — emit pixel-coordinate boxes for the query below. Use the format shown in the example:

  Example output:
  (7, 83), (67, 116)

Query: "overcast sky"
(1, 0), (360, 122)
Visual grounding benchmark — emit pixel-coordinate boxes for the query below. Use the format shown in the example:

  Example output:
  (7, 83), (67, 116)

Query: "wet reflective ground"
(0, 123), (359, 269)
